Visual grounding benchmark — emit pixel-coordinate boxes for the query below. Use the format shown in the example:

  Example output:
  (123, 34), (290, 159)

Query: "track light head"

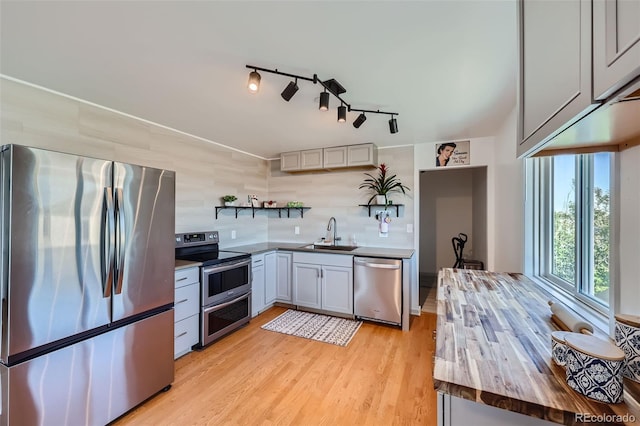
(338, 104), (347, 122)
(389, 116), (398, 134)
(319, 90), (330, 111)
(353, 113), (367, 128)
(247, 70), (261, 93)
(281, 80), (299, 101)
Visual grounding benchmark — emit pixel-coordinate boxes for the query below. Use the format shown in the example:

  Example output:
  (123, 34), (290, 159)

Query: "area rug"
(261, 309), (362, 347)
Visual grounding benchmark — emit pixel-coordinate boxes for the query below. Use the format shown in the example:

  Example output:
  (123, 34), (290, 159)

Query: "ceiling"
(1, 1), (517, 160)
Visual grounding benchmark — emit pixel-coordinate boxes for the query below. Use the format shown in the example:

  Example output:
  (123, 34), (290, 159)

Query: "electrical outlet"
(406, 224), (413, 233)
(294, 226), (300, 235)
(231, 230), (236, 239)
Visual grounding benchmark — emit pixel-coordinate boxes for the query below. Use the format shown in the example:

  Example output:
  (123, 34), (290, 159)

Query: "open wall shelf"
(215, 206), (311, 219)
(359, 204), (403, 217)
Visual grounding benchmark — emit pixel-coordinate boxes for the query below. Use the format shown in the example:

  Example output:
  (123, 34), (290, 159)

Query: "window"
(529, 153), (613, 312)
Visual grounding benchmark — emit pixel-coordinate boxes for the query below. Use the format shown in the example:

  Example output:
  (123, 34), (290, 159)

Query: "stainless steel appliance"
(175, 231), (251, 347)
(0, 145), (175, 426)
(354, 257), (402, 326)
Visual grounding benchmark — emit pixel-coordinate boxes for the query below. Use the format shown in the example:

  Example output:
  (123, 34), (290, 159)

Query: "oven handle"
(203, 292), (251, 314)
(202, 258), (251, 275)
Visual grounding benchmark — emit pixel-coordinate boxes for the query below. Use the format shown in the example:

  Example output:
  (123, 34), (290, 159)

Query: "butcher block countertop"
(433, 268), (640, 425)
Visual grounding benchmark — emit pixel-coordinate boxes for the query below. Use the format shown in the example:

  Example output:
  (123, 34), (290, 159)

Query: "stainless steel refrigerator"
(0, 145), (176, 425)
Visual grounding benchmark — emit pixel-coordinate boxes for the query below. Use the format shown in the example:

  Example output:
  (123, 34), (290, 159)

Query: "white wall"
(472, 167), (488, 267)
(1, 78), (270, 248)
(618, 144), (640, 317)
(420, 168), (475, 273)
(267, 146), (415, 249)
(491, 106), (524, 272)
(415, 137), (498, 271)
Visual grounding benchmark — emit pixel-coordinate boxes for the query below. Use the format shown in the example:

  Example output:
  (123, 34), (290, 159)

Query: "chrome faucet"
(326, 217), (338, 245)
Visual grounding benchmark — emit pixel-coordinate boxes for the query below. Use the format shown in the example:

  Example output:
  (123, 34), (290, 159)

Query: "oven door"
(201, 258), (251, 306)
(201, 291), (251, 346)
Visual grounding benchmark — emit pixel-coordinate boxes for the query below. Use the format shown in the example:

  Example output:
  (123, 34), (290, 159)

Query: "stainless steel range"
(175, 231), (251, 347)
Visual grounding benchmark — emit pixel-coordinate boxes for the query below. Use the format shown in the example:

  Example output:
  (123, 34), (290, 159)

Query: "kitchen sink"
(302, 244), (359, 252)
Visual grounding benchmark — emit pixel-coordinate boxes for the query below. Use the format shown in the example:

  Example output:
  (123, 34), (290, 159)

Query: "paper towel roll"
(380, 222), (389, 233)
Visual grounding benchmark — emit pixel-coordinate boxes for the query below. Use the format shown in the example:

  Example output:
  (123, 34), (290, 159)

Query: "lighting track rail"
(246, 64), (399, 133)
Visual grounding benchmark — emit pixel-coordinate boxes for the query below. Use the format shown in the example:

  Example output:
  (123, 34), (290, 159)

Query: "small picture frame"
(435, 140), (470, 167)
(249, 194), (260, 208)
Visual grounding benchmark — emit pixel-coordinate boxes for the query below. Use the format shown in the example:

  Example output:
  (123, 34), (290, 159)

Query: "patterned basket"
(614, 314), (640, 383)
(551, 331), (574, 367)
(564, 333), (625, 404)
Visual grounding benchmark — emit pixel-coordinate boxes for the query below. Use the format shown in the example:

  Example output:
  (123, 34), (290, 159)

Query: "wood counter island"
(433, 268), (640, 426)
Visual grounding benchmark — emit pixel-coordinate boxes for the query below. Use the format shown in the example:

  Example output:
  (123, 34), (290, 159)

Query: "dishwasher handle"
(354, 258), (401, 269)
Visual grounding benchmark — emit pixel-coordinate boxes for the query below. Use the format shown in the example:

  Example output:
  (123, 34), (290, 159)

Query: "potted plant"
(222, 195), (237, 206)
(359, 163), (410, 205)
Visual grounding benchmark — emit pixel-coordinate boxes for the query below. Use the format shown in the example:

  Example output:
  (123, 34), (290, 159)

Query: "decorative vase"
(224, 201), (235, 207)
(375, 195), (386, 205)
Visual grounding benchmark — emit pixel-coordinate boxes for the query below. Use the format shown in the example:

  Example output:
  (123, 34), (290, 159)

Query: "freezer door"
(1, 145), (112, 363)
(112, 162), (175, 321)
(0, 309), (174, 426)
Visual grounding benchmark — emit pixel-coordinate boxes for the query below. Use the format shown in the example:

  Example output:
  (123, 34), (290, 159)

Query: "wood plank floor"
(113, 307), (438, 426)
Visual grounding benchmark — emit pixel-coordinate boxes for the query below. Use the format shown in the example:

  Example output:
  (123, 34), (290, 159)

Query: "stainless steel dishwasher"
(354, 257), (402, 326)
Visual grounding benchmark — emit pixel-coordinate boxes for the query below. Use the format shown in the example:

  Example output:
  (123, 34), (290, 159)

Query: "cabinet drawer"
(174, 283), (200, 322)
(174, 314), (199, 359)
(175, 267), (199, 289)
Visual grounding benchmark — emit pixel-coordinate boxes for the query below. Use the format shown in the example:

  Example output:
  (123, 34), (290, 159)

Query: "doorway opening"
(418, 166), (488, 306)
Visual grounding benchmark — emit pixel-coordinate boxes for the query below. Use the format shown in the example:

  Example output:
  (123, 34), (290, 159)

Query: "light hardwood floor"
(113, 307), (438, 426)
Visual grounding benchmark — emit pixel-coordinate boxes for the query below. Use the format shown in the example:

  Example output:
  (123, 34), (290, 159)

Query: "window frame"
(529, 153), (615, 317)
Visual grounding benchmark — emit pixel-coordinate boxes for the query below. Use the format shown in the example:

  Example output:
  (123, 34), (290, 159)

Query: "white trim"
(0, 74), (268, 161)
(528, 274), (609, 338)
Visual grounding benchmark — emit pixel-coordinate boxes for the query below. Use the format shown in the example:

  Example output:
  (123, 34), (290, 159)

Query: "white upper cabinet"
(324, 146), (348, 168)
(518, 0), (640, 157)
(281, 148), (325, 171)
(347, 143), (377, 167)
(281, 144), (376, 172)
(300, 149), (324, 170)
(518, 0), (597, 157)
(593, 0), (640, 100)
(280, 151), (301, 171)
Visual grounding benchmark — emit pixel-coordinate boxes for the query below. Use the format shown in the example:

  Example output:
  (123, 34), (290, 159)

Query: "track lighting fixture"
(337, 104), (347, 122)
(353, 113), (367, 128)
(389, 116), (398, 134)
(245, 64), (398, 132)
(281, 79), (299, 101)
(247, 70), (261, 93)
(319, 89), (330, 111)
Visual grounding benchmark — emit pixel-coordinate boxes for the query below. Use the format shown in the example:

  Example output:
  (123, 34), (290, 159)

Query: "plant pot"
(375, 195), (386, 205)
(224, 201), (235, 207)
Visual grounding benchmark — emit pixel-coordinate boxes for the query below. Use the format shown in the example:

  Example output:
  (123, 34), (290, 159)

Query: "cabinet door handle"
(176, 276), (188, 282)
(176, 298), (188, 304)
(175, 331), (188, 339)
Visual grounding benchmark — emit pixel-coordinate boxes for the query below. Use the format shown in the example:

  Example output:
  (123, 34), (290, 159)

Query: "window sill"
(527, 275), (611, 339)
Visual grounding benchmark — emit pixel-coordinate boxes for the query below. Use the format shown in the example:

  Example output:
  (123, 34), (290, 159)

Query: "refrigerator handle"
(103, 187), (115, 298)
(114, 188), (125, 295)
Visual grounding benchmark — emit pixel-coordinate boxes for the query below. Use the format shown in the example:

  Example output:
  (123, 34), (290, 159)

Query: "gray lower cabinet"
(292, 252), (353, 315)
(265, 252), (277, 305)
(438, 393), (556, 426)
(251, 254), (265, 317)
(252, 251), (292, 315)
(275, 251), (293, 302)
(174, 267), (200, 359)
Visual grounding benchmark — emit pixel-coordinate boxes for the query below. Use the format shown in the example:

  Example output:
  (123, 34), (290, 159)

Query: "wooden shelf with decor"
(359, 204), (403, 217)
(215, 206), (311, 219)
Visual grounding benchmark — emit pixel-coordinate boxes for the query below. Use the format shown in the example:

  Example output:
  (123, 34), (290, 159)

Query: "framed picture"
(435, 140), (470, 167)
(249, 194), (260, 207)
